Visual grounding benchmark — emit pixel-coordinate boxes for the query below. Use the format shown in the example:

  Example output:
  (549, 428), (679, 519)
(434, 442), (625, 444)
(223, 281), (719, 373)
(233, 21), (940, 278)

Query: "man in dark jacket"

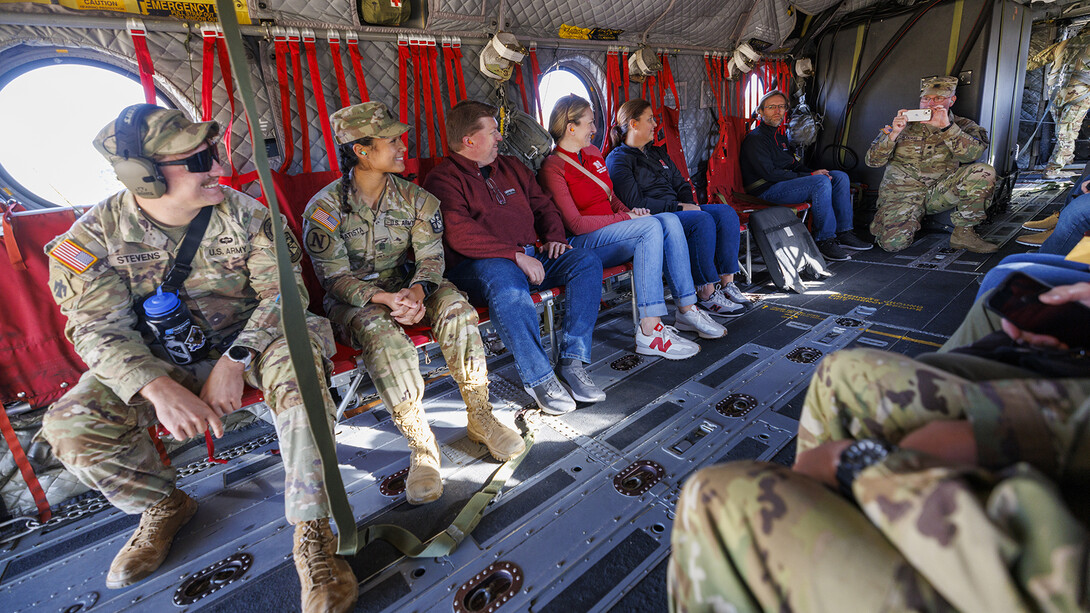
(423, 100), (604, 415)
(740, 90), (871, 261)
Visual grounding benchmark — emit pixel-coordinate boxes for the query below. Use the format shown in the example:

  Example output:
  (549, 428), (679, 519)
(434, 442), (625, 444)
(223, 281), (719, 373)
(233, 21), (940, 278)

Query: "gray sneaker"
(719, 281), (752, 306)
(698, 289), (745, 318)
(526, 376), (577, 415)
(556, 359), (606, 403)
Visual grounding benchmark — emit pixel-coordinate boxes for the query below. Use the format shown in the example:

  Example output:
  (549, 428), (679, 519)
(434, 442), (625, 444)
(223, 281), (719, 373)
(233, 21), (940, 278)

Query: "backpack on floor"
(749, 207), (831, 293)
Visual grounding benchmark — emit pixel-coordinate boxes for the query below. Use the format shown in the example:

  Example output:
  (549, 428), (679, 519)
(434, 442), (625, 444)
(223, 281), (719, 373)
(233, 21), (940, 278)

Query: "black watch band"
(835, 438), (894, 498)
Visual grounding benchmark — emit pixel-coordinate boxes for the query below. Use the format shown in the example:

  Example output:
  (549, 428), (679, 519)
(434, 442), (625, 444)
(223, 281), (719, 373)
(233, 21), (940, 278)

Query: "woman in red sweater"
(538, 95), (725, 360)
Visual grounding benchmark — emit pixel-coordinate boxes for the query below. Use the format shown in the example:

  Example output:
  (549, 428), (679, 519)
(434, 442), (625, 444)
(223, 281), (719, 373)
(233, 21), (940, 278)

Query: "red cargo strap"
(411, 38), (425, 158)
(417, 38), (438, 159)
(212, 27), (240, 179)
(603, 47), (622, 155)
(154, 425), (225, 464)
(273, 31), (295, 173)
(303, 30), (340, 172)
(451, 37), (468, 101)
(528, 44), (543, 123)
(0, 407), (51, 522)
(621, 48), (630, 90)
(127, 20), (157, 104)
(425, 38), (449, 156)
(513, 64), (530, 114)
(398, 36), (410, 150)
(346, 32), (370, 103)
(442, 37), (458, 107)
(200, 30), (217, 122)
(148, 426), (171, 466)
(328, 31), (351, 110)
(288, 32), (312, 173)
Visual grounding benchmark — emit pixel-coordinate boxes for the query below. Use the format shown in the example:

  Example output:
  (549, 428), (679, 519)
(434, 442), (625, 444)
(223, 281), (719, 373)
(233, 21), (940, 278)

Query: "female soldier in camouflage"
(302, 102), (524, 505)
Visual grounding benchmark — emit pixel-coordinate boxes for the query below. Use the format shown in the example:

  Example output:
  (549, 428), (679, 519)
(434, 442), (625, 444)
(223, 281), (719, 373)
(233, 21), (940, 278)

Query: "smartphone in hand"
(984, 272), (1090, 348)
(904, 109), (933, 122)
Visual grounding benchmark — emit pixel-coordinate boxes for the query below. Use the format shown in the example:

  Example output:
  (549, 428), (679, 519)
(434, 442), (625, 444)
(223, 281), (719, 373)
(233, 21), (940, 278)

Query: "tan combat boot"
(462, 384), (526, 461)
(293, 519), (358, 613)
(106, 488), (198, 589)
(390, 401), (443, 504)
(949, 226), (999, 253)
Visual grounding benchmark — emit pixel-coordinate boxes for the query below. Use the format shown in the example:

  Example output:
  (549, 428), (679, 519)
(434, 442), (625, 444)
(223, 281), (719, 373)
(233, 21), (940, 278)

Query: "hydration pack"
(499, 107), (553, 172)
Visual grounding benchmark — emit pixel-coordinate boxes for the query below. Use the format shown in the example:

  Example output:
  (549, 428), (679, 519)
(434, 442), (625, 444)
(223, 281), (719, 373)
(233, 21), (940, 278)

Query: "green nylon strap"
(216, 0), (359, 555)
(215, 0), (534, 558)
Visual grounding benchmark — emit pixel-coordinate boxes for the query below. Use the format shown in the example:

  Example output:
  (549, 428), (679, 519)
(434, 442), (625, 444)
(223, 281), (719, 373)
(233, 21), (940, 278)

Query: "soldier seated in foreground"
(39, 106), (356, 613)
(669, 281), (1090, 612)
(866, 76), (999, 254)
(303, 101), (524, 506)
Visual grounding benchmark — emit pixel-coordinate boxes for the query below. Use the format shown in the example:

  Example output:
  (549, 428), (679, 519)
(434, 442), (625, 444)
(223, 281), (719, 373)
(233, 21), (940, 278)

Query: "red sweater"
(423, 152), (567, 268)
(538, 145), (631, 236)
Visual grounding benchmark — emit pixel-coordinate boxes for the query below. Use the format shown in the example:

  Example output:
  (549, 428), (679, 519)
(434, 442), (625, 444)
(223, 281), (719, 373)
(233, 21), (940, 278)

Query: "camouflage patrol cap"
(920, 76), (959, 97)
(92, 106), (220, 163)
(330, 102), (410, 145)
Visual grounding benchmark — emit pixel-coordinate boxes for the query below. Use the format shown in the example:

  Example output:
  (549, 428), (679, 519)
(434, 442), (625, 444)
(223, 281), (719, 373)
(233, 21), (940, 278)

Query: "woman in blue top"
(606, 99), (750, 317)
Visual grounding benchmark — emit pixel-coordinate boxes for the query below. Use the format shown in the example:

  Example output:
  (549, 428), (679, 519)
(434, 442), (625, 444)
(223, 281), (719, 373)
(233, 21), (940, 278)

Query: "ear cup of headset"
(113, 157), (167, 198)
(112, 103), (167, 198)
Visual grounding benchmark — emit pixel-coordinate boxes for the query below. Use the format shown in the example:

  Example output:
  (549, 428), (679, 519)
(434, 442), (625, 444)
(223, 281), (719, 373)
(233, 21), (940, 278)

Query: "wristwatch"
(835, 438), (894, 498)
(226, 345), (254, 370)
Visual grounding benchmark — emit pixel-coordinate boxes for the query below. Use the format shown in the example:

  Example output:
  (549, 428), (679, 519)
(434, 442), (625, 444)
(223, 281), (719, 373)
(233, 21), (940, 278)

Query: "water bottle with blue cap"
(141, 287), (209, 365)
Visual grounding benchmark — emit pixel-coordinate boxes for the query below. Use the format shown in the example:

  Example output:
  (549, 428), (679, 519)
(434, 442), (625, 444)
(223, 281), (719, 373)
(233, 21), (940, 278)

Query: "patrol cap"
(330, 102), (410, 145)
(920, 76), (959, 97)
(93, 107), (220, 163)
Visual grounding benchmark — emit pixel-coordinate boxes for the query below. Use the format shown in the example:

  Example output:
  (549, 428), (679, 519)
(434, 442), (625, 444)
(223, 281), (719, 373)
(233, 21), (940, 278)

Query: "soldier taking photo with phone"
(865, 75), (1000, 254)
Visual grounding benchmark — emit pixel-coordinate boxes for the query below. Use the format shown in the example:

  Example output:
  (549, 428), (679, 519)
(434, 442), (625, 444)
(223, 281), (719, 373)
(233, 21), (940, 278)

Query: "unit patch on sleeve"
(49, 239), (98, 273)
(309, 207), (341, 233)
(429, 210), (444, 233)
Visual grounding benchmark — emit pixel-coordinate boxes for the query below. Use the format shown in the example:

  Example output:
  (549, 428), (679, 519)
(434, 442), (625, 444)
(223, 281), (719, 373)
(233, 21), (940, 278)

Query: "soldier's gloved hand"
(141, 376), (225, 440)
(1001, 281), (1090, 350)
(200, 356), (247, 423)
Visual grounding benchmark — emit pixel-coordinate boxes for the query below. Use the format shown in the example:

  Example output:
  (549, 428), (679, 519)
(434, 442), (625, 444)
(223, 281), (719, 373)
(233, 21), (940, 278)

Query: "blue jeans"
(1041, 193), (1090, 255)
(759, 171), (854, 241)
(673, 203), (742, 287)
(569, 215), (696, 320)
(447, 248), (603, 387)
(975, 253), (1090, 300)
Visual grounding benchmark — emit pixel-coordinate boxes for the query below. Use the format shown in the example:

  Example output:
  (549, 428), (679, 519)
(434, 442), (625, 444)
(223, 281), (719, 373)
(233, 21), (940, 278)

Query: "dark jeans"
(447, 248), (603, 387)
(759, 171), (854, 241)
(672, 203), (742, 287)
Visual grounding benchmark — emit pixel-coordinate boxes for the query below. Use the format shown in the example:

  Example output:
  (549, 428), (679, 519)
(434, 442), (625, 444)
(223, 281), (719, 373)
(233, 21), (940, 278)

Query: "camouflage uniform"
(1045, 41), (1090, 174)
(669, 347), (1090, 612)
(40, 187), (338, 524)
(303, 173), (489, 411)
(866, 79), (996, 252)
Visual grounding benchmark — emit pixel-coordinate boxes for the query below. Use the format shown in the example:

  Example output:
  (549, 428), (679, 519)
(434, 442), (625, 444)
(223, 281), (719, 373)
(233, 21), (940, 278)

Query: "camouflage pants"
(669, 349), (1090, 612)
(1046, 83), (1090, 172)
(340, 280), (488, 411)
(870, 163), (997, 252)
(41, 323), (338, 524)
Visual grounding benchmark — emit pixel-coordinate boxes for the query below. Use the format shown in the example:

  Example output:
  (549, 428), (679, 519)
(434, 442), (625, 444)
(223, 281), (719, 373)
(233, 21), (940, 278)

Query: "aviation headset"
(112, 103), (168, 198)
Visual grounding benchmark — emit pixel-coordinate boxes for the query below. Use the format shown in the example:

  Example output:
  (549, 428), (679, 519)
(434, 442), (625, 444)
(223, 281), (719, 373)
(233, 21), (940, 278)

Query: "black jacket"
(605, 143), (693, 214)
(739, 122), (811, 196)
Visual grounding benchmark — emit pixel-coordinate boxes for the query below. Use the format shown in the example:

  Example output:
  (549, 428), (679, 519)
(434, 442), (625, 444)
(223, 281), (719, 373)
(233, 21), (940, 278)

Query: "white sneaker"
(635, 323), (700, 360)
(719, 281), (753, 306)
(698, 289), (745, 318)
(674, 307), (727, 339)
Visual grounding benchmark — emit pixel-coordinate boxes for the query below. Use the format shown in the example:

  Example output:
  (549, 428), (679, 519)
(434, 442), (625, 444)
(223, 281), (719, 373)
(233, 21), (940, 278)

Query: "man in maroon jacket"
(423, 100), (604, 415)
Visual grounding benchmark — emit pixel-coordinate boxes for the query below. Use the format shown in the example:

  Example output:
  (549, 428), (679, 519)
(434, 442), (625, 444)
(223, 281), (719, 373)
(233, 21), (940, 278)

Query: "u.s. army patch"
(429, 211), (444, 234)
(309, 207), (341, 232)
(49, 239), (98, 273)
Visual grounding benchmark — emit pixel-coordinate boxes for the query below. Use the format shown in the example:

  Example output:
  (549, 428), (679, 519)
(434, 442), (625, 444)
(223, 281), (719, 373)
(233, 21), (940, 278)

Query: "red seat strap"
(398, 35), (410, 150)
(127, 20), (157, 104)
(416, 38), (438, 159)
(328, 30), (351, 110)
(442, 37), (458, 107)
(621, 48), (630, 93)
(302, 29), (340, 172)
(346, 32), (370, 103)
(528, 44), (543, 124)
(273, 29), (295, 173)
(288, 31), (312, 173)
(148, 426), (171, 467)
(604, 48), (617, 138)
(425, 38), (449, 156)
(411, 38), (425, 158)
(211, 26), (239, 179)
(0, 407), (52, 522)
(452, 37), (468, 101)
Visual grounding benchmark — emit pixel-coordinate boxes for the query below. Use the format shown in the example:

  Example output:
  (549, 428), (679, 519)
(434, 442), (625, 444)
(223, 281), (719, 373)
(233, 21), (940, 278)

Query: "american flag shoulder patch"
(49, 239), (99, 273)
(310, 207), (341, 232)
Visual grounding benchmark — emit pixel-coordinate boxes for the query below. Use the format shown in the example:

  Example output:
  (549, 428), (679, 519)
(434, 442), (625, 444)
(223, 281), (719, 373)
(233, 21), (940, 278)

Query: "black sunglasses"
(157, 147), (220, 173)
